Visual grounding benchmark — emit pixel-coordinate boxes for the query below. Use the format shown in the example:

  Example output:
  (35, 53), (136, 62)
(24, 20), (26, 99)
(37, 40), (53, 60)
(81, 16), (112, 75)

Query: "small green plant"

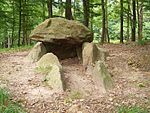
(137, 39), (146, 46)
(138, 82), (146, 88)
(69, 91), (82, 100)
(0, 88), (26, 113)
(117, 105), (149, 113)
(0, 88), (9, 105)
(64, 91), (83, 104)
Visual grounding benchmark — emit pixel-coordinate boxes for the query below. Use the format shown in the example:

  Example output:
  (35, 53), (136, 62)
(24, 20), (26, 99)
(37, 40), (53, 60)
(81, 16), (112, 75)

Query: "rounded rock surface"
(30, 18), (93, 44)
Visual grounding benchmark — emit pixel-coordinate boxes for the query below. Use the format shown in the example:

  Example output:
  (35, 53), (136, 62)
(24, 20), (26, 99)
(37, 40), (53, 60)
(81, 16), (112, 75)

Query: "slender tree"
(58, 0), (63, 16)
(42, 0), (46, 20)
(105, 0), (109, 43)
(137, 0), (143, 41)
(89, 0), (94, 35)
(65, 0), (73, 20)
(18, 0), (22, 47)
(11, 0), (15, 47)
(101, 0), (106, 43)
(131, 0), (136, 41)
(22, 0), (27, 45)
(120, 0), (123, 43)
(127, 0), (131, 41)
(83, 0), (89, 27)
(47, 0), (53, 18)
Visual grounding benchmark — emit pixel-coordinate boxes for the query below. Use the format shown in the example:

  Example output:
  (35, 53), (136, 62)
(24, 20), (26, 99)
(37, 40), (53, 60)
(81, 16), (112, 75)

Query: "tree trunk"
(90, 6), (93, 30)
(101, 0), (106, 43)
(65, 0), (73, 20)
(83, 0), (89, 27)
(25, 0), (28, 45)
(11, 0), (15, 47)
(120, 0), (124, 43)
(127, 0), (130, 41)
(58, 0), (63, 16)
(8, 34), (11, 48)
(42, 1), (46, 20)
(105, 0), (109, 43)
(18, 0), (22, 47)
(47, 0), (53, 18)
(22, 0), (25, 45)
(137, 0), (143, 41)
(73, 0), (76, 18)
(131, 0), (136, 41)
(22, 14), (25, 45)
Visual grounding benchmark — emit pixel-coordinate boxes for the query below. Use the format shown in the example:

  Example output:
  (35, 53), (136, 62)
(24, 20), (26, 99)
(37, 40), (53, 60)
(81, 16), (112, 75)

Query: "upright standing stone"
(37, 53), (64, 92)
(82, 42), (94, 67)
(27, 42), (47, 62)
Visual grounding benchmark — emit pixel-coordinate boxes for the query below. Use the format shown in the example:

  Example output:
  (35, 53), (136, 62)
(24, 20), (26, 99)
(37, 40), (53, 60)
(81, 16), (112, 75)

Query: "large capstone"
(30, 18), (93, 44)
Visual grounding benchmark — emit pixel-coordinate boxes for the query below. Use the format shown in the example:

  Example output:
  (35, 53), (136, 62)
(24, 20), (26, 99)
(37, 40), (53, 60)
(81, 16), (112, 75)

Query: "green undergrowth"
(117, 105), (149, 113)
(64, 91), (83, 104)
(0, 88), (26, 113)
(0, 45), (33, 53)
(136, 39), (150, 46)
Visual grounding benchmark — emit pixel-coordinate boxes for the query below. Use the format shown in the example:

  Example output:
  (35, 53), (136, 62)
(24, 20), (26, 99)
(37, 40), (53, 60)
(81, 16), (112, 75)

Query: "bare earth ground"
(0, 43), (150, 113)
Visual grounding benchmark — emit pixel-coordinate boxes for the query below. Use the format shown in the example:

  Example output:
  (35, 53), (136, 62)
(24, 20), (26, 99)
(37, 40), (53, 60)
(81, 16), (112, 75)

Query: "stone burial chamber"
(27, 17), (113, 95)
(27, 17), (93, 62)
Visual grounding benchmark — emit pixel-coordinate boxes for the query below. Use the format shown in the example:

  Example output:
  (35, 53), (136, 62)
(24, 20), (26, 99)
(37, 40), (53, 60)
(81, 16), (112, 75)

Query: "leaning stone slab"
(36, 53), (64, 92)
(37, 53), (62, 70)
(82, 42), (109, 67)
(27, 42), (47, 62)
(94, 44), (109, 62)
(46, 65), (64, 92)
(93, 61), (113, 92)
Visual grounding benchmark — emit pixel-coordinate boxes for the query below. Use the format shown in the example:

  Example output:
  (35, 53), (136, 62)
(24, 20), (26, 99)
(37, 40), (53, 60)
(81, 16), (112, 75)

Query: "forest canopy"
(0, 0), (150, 48)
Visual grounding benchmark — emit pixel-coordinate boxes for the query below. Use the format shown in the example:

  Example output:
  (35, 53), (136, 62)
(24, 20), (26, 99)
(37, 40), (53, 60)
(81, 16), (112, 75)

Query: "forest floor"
(0, 43), (150, 113)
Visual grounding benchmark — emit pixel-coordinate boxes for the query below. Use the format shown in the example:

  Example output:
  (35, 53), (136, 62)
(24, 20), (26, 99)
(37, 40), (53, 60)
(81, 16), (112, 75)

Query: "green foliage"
(64, 91), (83, 104)
(0, 88), (26, 113)
(117, 105), (149, 113)
(0, 88), (9, 105)
(137, 39), (146, 46)
(0, 0), (150, 46)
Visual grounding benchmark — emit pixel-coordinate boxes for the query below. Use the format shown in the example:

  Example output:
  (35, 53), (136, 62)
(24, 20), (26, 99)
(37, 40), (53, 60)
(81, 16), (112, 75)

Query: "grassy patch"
(117, 105), (149, 113)
(69, 91), (82, 100)
(64, 91), (83, 104)
(0, 45), (33, 53)
(0, 88), (26, 113)
(138, 82), (146, 88)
